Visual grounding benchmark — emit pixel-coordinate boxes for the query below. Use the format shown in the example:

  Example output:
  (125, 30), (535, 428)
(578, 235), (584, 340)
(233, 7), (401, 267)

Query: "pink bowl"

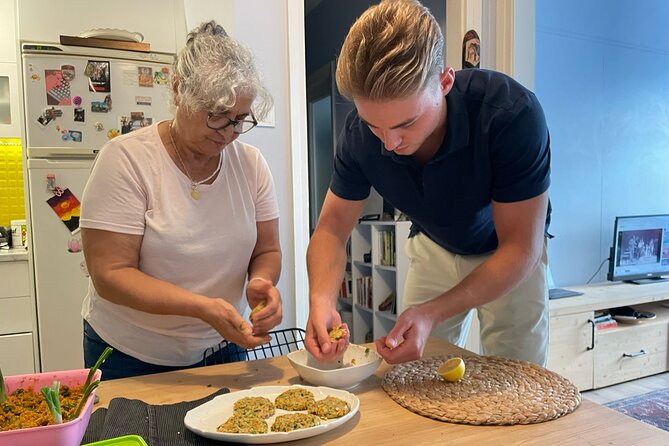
(0, 368), (101, 446)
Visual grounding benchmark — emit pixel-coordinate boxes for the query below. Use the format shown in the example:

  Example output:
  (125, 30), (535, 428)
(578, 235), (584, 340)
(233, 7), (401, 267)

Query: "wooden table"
(96, 338), (668, 445)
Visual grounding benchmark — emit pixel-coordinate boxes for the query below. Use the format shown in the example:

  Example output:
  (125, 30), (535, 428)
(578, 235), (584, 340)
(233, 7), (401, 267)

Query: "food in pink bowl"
(0, 368), (102, 446)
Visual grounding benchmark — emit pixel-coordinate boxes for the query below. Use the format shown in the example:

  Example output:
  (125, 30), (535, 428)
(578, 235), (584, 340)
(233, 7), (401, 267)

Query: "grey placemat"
(82, 387), (231, 445)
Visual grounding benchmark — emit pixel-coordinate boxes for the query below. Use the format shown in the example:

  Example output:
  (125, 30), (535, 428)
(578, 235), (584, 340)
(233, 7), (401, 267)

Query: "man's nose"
(383, 130), (402, 151)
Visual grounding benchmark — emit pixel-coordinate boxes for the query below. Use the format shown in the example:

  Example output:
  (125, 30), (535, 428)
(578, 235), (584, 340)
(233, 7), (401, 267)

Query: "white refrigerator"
(22, 42), (174, 372)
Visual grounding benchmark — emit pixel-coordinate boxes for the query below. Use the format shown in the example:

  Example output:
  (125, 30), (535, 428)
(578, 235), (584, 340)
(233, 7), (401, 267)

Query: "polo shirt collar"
(437, 86), (470, 158)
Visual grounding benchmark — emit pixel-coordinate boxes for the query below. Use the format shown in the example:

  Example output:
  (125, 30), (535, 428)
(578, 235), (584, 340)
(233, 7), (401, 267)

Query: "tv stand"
(547, 281), (669, 391)
(624, 277), (669, 285)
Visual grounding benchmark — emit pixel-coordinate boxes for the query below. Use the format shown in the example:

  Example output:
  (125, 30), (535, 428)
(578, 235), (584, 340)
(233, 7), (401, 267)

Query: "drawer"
(0, 332), (35, 374)
(547, 312), (594, 390)
(593, 322), (669, 388)
(0, 261), (30, 298)
(0, 295), (33, 334)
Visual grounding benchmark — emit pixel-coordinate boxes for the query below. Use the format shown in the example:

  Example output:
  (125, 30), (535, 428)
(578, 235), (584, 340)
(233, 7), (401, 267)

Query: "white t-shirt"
(80, 122), (279, 366)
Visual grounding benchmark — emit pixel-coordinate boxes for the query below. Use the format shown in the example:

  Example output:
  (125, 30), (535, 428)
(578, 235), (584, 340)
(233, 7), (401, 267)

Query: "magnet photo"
(68, 130), (82, 142)
(74, 107), (85, 123)
(138, 67), (153, 87)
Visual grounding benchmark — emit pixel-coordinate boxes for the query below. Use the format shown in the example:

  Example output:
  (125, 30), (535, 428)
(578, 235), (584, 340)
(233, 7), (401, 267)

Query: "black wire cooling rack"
(219, 328), (306, 362)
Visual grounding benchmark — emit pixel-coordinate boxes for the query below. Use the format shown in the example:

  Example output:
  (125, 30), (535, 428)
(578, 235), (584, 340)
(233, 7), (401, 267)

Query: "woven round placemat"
(382, 355), (581, 425)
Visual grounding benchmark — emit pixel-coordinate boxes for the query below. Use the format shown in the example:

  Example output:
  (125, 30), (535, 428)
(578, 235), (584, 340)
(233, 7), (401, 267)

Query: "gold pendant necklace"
(168, 121), (222, 200)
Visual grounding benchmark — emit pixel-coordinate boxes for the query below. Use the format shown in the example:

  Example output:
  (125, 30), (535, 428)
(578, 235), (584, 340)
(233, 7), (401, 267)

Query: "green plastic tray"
(82, 435), (148, 446)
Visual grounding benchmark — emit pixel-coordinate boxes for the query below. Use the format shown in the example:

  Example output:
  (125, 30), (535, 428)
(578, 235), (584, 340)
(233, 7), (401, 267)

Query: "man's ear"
(439, 68), (455, 95)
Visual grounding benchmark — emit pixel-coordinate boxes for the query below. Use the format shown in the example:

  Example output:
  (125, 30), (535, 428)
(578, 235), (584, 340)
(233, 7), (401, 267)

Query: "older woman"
(80, 21), (282, 379)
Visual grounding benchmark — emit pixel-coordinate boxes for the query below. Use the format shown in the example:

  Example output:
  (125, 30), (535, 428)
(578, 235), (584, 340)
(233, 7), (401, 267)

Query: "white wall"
(536, 1), (669, 286)
(17, 0), (182, 54)
(182, 0), (300, 329)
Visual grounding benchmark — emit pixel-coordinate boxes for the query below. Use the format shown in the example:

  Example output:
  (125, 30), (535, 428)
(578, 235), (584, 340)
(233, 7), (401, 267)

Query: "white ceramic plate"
(78, 28), (144, 42)
(184, 385), (359, 444)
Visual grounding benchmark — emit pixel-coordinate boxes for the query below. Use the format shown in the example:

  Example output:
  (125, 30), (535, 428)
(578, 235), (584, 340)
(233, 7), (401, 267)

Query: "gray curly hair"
(172, 21), (273, 120)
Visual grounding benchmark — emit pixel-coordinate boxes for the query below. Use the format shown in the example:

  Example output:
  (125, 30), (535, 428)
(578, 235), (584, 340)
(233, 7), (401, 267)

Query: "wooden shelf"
(60, 35), (151, 53)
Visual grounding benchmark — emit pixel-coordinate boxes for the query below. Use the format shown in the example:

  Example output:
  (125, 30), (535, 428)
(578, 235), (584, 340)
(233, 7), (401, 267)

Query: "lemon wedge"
(438, 357), (466, 382)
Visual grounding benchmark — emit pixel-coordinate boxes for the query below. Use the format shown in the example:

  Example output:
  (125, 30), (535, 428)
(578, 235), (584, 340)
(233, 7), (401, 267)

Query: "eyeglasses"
(206, 111), (258, 134)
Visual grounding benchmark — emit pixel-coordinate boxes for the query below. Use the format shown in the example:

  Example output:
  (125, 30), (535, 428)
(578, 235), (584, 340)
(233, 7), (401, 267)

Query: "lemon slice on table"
(438, 357), (466, 382)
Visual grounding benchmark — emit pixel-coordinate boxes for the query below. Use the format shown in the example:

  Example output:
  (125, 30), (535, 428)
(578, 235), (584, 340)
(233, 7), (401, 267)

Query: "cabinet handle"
(622, 349), (647, 358)
(587, 319), (595, 350)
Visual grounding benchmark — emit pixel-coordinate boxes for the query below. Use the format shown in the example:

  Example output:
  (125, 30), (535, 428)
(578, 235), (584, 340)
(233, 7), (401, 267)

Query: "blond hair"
(336, 0), (444, 101)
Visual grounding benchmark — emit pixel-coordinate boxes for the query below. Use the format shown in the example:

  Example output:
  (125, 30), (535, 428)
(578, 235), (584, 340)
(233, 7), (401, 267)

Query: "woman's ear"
(172, 76), (180, 106)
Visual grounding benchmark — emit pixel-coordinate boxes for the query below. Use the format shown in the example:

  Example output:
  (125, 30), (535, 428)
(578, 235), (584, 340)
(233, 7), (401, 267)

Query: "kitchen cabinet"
(0, 0), (21, 138)
(0, 251), (37, 374)
(547, 281), (669, 390)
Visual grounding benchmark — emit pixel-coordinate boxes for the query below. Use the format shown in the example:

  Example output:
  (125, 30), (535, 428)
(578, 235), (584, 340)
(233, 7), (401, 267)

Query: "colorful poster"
(44, 69), (72, 105)
(46, 188), (81, 234)
(85, 60), (111, 93)
(138, 67), (153, 87)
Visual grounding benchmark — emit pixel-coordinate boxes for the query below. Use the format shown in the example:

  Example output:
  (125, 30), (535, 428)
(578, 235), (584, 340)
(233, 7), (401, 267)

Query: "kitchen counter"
(96, 337), (668, 445)
(0, 248), (28, 261)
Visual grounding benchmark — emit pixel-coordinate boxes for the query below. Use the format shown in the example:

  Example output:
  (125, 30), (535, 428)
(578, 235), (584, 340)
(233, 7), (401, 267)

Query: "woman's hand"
(305, 303), (349, 363)
(204, 297), (271, 349)
(246, 277), (283, 335)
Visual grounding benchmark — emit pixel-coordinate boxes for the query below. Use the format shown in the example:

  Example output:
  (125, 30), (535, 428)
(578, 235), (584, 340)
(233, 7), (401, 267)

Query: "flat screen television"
(607, 214), (669, 284)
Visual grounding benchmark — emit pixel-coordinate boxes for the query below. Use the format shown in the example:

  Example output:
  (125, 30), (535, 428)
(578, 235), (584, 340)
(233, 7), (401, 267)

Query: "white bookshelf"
(346, 220), (411, 344)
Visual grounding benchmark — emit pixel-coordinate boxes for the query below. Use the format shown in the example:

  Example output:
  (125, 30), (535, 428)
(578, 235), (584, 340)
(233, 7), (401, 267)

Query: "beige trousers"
(403, 232), (549, 366)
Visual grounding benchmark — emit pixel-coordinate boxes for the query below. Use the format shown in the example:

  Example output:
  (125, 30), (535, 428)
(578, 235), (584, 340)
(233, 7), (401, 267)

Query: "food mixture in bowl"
(0, 384), (84, 432)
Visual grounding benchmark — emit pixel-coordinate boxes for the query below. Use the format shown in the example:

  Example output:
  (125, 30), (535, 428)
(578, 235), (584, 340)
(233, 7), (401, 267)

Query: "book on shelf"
(379, 230), (395, 266)
(339, 271), (352, 299)
(594, 314), (618, 330)
(356, 275), (372, 309)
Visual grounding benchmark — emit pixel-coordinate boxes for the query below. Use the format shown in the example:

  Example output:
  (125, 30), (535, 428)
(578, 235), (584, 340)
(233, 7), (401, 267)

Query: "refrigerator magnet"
(74, 107), (85, 123)
(67, 130), (82, 142)
(46, 188), (81, 234)
(135, 95), (152, 106)
(73, 96), (83, 106)
(155, 67), (170, 85)
(138, 67), (154, 87)
(61, 64), (76, 82)
(36, 111), (54, 127)
(107, 128), (120, 139)
(44, 69), (72, 106)
(67, 236), (82, 253)
(91, 95), (112, 114)
(85, 60), (111, 93)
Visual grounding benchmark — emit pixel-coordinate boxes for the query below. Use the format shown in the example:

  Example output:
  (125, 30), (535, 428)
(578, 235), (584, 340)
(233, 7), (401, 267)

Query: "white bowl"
(287, 344), (382, 389)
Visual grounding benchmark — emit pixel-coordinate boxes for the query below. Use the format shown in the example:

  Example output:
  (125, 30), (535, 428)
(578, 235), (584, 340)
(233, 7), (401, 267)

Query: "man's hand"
(375, 305), (435, 364)
(305, 303), (349, 362)
(246, 277), (283, 335)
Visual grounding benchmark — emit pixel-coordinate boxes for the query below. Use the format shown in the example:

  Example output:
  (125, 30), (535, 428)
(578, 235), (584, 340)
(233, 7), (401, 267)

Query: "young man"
(305, 0), (551, 366)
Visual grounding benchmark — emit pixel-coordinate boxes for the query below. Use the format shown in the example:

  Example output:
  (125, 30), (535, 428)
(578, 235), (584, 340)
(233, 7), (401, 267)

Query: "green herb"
(40, 381), (62, 424)
(71, 347), (113, 420)
(364, 348), (370, 357)
(0, 368), (5, 404)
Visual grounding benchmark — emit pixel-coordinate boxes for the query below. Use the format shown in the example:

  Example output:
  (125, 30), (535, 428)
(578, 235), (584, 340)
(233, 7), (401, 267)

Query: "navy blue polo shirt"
(329, 69), (551, 255)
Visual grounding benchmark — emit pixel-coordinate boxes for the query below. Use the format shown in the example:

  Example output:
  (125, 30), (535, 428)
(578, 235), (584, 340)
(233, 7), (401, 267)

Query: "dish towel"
(81, 387), (230, 446)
